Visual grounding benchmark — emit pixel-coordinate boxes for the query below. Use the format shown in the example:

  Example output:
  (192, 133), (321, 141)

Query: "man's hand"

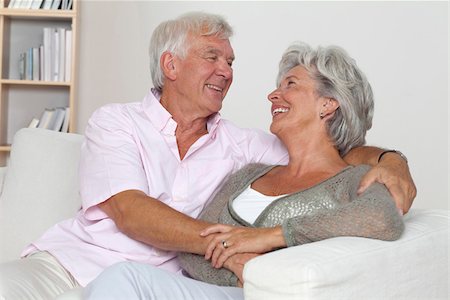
(223, 253), (260, 286)
(357, 152), (416, 214)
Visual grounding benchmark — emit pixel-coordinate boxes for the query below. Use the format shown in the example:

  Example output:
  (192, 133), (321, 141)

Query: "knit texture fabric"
(179, 163), (404, 286)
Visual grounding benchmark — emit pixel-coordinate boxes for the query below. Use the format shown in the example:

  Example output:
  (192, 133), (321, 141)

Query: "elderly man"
(0, 12), (415, 300)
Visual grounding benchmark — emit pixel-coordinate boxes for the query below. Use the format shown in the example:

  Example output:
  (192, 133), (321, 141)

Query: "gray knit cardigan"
(178, 163), (404, 286)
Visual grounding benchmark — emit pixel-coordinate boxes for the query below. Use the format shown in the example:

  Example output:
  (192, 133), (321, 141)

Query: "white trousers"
(84, 262), (244, 300)
(0, 251), (80, 300)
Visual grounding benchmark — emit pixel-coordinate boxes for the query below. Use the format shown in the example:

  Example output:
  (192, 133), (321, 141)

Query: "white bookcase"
(0, 0), (78, 165)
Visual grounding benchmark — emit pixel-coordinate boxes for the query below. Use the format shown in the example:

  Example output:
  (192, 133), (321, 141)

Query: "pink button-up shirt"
(22, 90), (288, 286)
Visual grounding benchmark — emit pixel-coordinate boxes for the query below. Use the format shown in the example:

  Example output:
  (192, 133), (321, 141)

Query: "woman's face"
(268, 65), (322, 137)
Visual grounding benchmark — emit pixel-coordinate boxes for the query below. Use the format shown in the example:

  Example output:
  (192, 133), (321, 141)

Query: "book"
(42, 0), (53, 9)
(27, 118), (40, 128)
(37, 108), (55, 129)
(57, 27), (66, 82)
(53, 29), (59, 81)
(32, 47), (40, 80)
(8, 0), (17, 8)
(43, 27), (53, 81)
(60, 107), (70, 132)
(25, 48), (33, 81)
(51, 107), (66, 131)
(30, 0), (43, 9)
(39, 45), (44, 80)
(20, 0), (33, 9)
(19, 52), (26, 80)
(50, 0), (61, 9)
(65, 30), (72, 81)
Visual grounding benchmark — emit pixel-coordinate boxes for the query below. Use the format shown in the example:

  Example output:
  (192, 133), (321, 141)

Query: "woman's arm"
(283, 181), (404, 247)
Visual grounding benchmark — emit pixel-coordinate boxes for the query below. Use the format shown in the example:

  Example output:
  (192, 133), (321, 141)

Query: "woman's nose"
(268, 89), (280, 102)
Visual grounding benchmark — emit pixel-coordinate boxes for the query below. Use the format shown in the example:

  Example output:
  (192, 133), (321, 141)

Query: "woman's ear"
(319, 98), (340, 120)
(160, 51), (177, 81)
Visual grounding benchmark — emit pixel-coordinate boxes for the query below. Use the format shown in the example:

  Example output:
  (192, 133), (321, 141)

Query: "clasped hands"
(200, 224), (281, 285)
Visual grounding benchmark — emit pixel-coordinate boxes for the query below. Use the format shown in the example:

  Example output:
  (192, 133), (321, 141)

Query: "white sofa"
(0, 128), (448, 299)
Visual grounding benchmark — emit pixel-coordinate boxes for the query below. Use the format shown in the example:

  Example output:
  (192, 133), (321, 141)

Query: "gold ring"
(222, 240), (229, 249)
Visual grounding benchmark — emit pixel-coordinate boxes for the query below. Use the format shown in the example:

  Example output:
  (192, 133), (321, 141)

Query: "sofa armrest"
(243, 209), (449, 300)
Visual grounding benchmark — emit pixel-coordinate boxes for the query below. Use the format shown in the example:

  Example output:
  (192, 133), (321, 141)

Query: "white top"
(22, 89), (288, 286)
(233, 186), (285, 224)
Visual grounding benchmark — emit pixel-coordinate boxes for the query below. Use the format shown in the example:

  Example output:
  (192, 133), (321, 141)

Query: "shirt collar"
(143, 88), (222, 138)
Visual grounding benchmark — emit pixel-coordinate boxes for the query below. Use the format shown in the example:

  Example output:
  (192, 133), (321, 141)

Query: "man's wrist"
(378, 150), (408, 164)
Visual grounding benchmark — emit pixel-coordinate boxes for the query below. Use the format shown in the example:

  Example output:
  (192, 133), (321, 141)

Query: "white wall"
(77, 1), (448, 210)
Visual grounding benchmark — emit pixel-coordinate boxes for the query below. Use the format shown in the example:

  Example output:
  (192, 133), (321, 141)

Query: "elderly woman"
(84, 42), (404, 299)
(177, 41), (404, 286)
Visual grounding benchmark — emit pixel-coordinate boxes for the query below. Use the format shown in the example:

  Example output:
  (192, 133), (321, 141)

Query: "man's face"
(173, 34), (235, 118)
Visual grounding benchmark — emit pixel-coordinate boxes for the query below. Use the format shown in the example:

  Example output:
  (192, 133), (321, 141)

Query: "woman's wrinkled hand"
(223, 253), (260, 286)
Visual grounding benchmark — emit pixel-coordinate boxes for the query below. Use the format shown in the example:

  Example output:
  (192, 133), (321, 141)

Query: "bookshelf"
(0, 0), (78, 165)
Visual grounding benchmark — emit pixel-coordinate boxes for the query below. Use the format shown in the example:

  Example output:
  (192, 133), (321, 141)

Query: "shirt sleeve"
(282, 172), (405, 247)
(79, 104), (149, 221)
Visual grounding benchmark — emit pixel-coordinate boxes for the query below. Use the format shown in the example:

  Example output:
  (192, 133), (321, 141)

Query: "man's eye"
(207, 56), (218, 61)
(227, 61), (233, 67)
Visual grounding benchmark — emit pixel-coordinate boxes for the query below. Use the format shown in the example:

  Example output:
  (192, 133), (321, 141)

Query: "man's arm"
(98, 190), (212, 255)
(343, 146), (417, 214)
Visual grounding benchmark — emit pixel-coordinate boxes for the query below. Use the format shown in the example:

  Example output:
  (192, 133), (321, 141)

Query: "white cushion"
(0, 128), (84, 263)
(243, 209), (449, 300)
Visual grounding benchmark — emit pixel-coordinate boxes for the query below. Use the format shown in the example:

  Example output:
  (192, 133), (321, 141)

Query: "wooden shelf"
(0, 144), (11, 152)
(0, 79), (71, 86)
(0, 8), (75, 19)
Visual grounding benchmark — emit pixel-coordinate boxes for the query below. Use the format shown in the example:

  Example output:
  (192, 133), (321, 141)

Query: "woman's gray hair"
(277, 42), (374, 156)
(149, 12), (233, 92)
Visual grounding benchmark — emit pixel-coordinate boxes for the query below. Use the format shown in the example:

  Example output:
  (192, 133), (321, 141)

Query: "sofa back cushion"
(0, 128), (84, 263)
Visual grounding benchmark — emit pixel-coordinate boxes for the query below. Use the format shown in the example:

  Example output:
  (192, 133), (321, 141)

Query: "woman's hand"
(223, 253), (260, 286)
(200, 224), (285, 268)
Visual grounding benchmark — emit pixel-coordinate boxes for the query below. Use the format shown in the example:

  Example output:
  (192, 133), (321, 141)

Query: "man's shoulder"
(92, 101), (140, 118)
(86, 101), (142, 135)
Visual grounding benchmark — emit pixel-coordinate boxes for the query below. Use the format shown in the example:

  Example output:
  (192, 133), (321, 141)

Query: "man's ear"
(319, 98), (340, 119)
(160, 51), (177, 80)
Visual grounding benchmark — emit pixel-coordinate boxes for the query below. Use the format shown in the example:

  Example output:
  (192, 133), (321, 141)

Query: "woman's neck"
(277, 131), (349, 180)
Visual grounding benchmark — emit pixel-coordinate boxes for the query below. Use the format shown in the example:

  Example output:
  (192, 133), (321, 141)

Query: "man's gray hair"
(277, 42), (374, 156)
(149, 12), (233, 92)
